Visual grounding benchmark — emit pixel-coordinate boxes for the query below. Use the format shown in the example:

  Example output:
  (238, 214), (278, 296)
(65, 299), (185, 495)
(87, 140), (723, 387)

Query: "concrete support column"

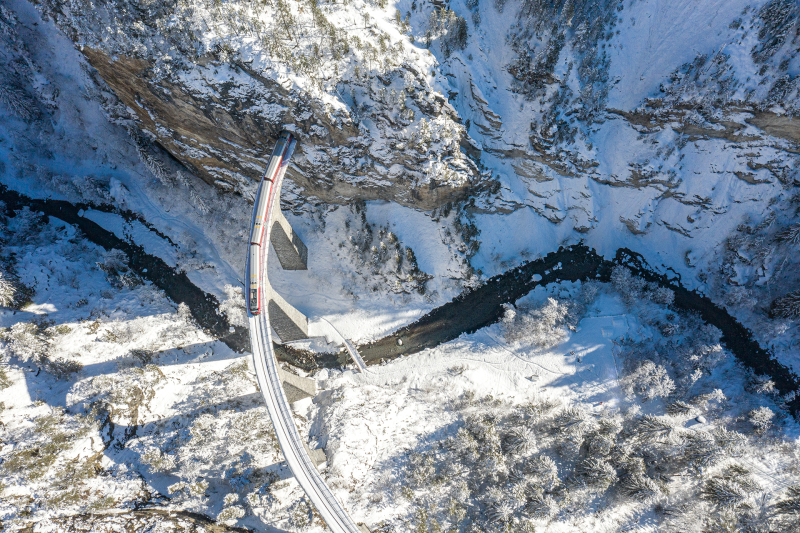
(265, 280), (308, 342)
(278, 366), (317, 398)
(271, 210), (308, 270)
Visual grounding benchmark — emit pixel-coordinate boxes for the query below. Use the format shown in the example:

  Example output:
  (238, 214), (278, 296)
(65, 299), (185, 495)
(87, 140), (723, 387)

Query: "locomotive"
(248, 131), (297, 315)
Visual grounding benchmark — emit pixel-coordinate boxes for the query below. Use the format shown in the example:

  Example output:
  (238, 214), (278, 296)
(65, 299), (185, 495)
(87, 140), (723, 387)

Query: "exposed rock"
(20, 509), (253, 532)
(609, 105), (800, 146)
(79, 48), (479, 209)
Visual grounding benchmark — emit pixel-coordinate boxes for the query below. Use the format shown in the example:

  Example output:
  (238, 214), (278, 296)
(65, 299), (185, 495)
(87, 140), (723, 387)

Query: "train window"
(249, 289), (259, 310)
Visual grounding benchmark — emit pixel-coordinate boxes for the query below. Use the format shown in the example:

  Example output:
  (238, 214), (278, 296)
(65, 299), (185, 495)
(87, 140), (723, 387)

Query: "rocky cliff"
(37, 0), (482, 209)
(16, 0), (800, 331)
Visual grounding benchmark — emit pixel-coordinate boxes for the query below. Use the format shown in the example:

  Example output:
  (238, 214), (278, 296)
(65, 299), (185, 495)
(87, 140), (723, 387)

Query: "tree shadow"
(9, 335), (298, 531)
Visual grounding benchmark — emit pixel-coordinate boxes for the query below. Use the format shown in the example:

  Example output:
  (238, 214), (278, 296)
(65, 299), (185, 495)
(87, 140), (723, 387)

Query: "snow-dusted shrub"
(702, 465), (759, 509)
(660, 322), (681, 336)
(550, 406), (594, 458)
(703, 478), (749, 509)
(611, 265), (648, 302)
(41, 355), (82, 379)
(667, 319), (726, 374)
(408, 451), (436, 486)
(96, 249), (141, 289)
(522, 397), (559, 422)
(620, 473), (661, 501)
(682, 431), (725, 470)
(771, 289), (800, 319)
(525, 455), (559, 490)
(650, 286), (676, 306)
(0, 366), (11, 389)
(217, 504), (245, 525)
(611, 266), (675, 306)
(748, 406), (775, 434)
(449, 426), (479, 461)
(523, 493), (559, 520)
(188, 480), (209, 497)
(687, 390), (728, 416)
(666, 400), (695, 416)
(117, 348), (156, 370)
(575, 457), (617, 489)
(0, 270), (18, 307)
(289, 497), (317, 528)
(502, 426), (536, 455)
(776, 486), (800, 515)
(0, 268), (31, 310)
(445, 497), (467, 523)
(747, 374), (777, 395)
(586, 432), (614, 456)
(551, 406), (587, 431)
(168, 481), (188, 495)
(578, 280), (601, 306)
(0, 81), (36, 121)
(774, 224), (800, 246)
(373, 521), (398, 533)
(711, 428), (747, 457)
(635, 414), (680, 443)
(142, 448), (176, 473)
(502, 298), (571, 348)
(135, 141), (171, 186)
(219, 283), (247, 327)
(562, 280), (603, 319)
(622, 360), (675, 402)
(486, 499), (515, 524)
(1, 321), (48, 362)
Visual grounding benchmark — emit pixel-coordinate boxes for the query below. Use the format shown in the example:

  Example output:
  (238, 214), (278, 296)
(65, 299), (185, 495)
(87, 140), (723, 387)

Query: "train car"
(248, 131), (297, 315)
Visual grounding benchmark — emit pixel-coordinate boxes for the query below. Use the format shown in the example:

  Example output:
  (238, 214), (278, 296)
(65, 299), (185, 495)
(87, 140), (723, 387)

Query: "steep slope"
(34, 0), (482, 208)
(28, 0), (798, 272)
(424, 0), (800, 368)
(7, 0), (800, 369)
(3, 1), (800, 531)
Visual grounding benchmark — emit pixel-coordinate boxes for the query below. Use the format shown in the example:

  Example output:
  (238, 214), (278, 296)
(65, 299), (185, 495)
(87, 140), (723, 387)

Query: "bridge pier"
(277, 366), (316, 398)
(267, 282), (309, 342)
(271, 210), (308, 270)
(267, 206), (315, 399)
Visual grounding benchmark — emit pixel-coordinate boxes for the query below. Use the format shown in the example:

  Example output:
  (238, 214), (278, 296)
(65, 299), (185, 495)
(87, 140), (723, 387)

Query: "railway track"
(245, 132), (365, 533)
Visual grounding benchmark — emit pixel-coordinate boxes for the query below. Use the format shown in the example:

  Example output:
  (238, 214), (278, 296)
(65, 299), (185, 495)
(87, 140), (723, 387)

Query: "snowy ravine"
(2, 0), (800, 531)
(2, 201), (800, 531)
(14, 0), (800, 370)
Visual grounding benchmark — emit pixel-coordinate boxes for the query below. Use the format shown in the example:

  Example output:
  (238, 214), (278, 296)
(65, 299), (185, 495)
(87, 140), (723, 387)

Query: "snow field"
(308, 279), (800, 532)
(1, 0), (799, 531)
(0, 208), (314, 531)
(271, 199), (474, 344)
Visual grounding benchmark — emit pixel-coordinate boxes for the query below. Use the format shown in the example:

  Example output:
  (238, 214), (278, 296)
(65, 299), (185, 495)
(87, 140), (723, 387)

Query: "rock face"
(27, 0), (800, 251)
(81, 48), (479, 209)
(36, 0), (487, 212)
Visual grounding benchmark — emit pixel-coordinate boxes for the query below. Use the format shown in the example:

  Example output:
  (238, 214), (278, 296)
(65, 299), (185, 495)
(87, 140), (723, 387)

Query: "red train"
(248, 131), (297, 315)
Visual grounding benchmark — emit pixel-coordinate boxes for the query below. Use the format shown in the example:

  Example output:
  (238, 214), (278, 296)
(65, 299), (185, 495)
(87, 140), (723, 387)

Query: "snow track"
(246, 148), (364, 533)
(341, 338), (368, 373)
(318, 317), (369, 373)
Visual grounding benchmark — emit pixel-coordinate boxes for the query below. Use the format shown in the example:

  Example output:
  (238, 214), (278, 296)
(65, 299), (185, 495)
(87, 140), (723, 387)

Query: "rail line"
(246, 133), (364, 533)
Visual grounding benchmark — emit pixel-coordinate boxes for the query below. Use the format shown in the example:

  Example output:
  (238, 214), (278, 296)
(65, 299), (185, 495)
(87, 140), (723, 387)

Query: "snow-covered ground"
(308, 280), (799, 531)
(2, 0), (800, 530)
(4, 205), (797, 531)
